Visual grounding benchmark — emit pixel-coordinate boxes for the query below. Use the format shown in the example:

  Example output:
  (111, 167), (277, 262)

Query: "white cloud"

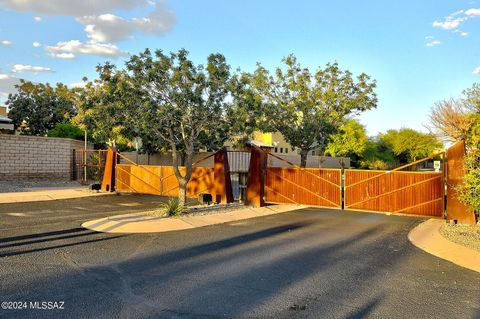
(52, 52), (76, 59)
(77, 3), (174, 42)
(32, 41), (41, 47)
(12, 64), (53, 74)
(465, 8), (480, 16)
(432, 19), (463, 30)
(473, 66), (480, 75)
(33, 16), (42, 22)
(0, 0), (150, 16)
(1, 40), (12, 46)
(426, 39), (441, 47)
(433, 8), (480, 36)
(43, 40), (128, 58)
(0, 74), (9, 80)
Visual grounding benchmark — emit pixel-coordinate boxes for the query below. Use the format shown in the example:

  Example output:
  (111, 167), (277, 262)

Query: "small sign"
(434, 161), (441, 172)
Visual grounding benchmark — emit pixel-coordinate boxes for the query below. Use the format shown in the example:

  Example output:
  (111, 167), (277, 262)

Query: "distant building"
(239, 131), (321, 156)
(0, 106), (14, 133)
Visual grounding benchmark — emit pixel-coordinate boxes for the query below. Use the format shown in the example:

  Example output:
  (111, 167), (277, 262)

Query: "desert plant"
(457, 151), (480, 212)
(160, 198), (189, 216)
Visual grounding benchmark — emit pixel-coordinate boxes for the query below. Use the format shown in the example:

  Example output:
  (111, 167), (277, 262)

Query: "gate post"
(446, 141), (475, 224)
(214, 148), (234, 204)
(246, 146), (267, 207)
(101, 146), (117, 192)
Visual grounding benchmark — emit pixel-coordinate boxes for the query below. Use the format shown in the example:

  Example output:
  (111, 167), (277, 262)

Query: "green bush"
(457, 151), (480, 212)
(47, 122), (85, 140)
(160, 198), (189, 216)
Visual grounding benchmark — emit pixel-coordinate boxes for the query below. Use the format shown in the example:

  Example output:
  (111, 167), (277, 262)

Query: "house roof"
(248, 139), (274, 148)
(0, 115), (12, 123)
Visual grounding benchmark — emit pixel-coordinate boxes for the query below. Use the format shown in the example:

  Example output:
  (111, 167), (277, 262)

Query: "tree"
(360, 138), (397, 170)
(428, 98), (474, 142)
(379, 128), (442, 164)
(324, 119), (369, 166)
(72, 72), (134, 150)
(95, 49), (237, 206)
(249, 55), (377, 167)
(7, 80), (76, 135)
(457, 151), (480, 212)
(47, 122), (85, 140)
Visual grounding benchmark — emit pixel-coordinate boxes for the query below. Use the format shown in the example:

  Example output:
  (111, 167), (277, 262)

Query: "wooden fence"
(344, 170), (444, 217)
(265, 167), (342, 208)
(115, 164), (215, 198)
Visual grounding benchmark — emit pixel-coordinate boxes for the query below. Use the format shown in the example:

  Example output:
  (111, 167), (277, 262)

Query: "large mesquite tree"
(249, 55), (378, 167)
(94, 49), (236, 206)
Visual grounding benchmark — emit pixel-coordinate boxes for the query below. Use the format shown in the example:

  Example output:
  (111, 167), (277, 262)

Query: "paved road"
(0, 195), (479, 319)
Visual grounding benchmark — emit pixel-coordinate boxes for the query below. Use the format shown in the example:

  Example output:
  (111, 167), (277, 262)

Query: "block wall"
(0, 135), (85, 180)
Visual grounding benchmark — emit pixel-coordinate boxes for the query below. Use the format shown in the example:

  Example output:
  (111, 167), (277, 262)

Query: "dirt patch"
(440, 223), (480, 252)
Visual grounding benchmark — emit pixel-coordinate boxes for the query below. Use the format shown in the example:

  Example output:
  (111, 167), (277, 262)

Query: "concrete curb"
(0, 188), (112, 204)
(82, 204), (302, 234)
(408, 219), (480, 273)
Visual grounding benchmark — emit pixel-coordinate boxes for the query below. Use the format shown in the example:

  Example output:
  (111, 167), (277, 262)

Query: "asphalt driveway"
(0, 195), (479, 318)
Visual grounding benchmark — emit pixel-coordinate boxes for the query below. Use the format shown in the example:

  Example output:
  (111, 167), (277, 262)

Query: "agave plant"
(160, 197), (189, 216)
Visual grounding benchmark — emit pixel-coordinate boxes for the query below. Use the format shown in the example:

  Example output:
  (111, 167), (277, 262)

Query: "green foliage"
(7, 80), (76, 136)
(47, 122), (85, 140)
(72, 73), (134, 149)
(463, 83), (480, 113)
(324, 120), (369, 165)
(161, 197), (189, 216)
(85, 48), (245, 204)
(359, 139), (397, 169)
(248, 54), (377, 167)
(379, 128), (442, 163)
(457, 151), (480, 212)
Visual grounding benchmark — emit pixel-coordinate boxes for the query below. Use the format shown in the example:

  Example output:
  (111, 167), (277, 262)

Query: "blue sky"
(0, 0), (479, 135)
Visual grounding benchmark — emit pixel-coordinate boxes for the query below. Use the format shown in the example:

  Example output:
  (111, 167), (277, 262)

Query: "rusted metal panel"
(115, 164), (215, 198)
(214, 148), (234, 204)
(101, 147), (117, 192)
(245, 146), (267, 207)
(446, 141), (476, 224)
(344, 170), (443, 217)
(264, 167), (342, 208)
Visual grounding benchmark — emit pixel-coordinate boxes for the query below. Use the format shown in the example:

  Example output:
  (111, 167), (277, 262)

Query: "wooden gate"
(344, 170), (444, 216)
(246, 147), (342, 208)
(344, 153), (445, 217)
(265, 166), (342, 208)
(246, 145), (445, 217)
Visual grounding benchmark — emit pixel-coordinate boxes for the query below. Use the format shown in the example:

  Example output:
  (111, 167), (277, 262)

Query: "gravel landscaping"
(144, 201), (247, 217)
(0, 180), (84, 193)
(440, 223), (480, 252)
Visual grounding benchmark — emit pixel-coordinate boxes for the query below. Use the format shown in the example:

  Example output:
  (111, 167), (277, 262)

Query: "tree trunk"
(178, 179), (187, 207)
(300, 149), (309, 168)
(171, 145), (193, 208)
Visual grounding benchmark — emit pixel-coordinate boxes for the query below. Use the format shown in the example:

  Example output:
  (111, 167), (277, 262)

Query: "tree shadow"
(1, 210), (479, 319)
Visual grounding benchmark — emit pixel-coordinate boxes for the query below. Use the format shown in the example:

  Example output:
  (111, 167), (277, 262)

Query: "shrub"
(457, 151), (480, 212)
(47, 122), (85, 140)
(160, 197), (189, 216)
